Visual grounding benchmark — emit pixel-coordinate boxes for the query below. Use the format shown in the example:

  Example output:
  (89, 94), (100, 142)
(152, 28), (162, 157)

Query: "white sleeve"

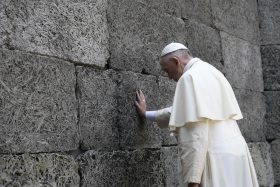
(155, 107), (172, 128)
(145, 111), (156, 121)
(177, 120), (209, 184)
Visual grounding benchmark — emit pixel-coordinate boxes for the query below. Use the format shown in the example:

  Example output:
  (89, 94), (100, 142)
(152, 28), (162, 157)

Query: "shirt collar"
(183, 57), (200, 72)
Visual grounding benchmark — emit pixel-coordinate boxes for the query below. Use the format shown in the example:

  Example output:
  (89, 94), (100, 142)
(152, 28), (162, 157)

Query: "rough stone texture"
(158, 76), (177, 146)
(261, 45), (280, 91)
(0, 49), (78, 153)
(211, 0), (260, 44)
(141, 0), (212, 26)
(77, 67), (119, 150)
(107, 0), (186, 76)
(234, 88), (266, 142)
(221, 32), (264, 92)
(258, 0), (280, 45)
(265, 91), (280, 140)
(248, 142), (274, 187)
(271, 139), (280, 186)
(161, 146), (181, 187)
(0, 153), (79, 186)
(0, 0), (109, 66)
(118, 71), (161, 149)
(78, 148), (180, 187)
(184, 19), (224, 72)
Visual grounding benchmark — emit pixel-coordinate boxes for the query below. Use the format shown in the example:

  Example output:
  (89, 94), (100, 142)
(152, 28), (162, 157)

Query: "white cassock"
(151, 58), (259, 186)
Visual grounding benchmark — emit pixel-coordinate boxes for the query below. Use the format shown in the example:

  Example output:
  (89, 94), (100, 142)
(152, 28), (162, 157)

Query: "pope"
(135, 43), (259, 187)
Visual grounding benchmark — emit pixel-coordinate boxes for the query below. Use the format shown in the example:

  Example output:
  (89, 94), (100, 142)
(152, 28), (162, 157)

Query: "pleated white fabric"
(176, 119), (259, 186)
(169, 58), (243, 131)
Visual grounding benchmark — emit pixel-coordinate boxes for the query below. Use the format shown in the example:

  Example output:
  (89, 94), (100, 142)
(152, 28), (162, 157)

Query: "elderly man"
(135, 43), (259, 187)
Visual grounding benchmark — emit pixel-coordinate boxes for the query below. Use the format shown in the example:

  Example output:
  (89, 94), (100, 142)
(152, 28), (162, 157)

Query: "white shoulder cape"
(169, 58), (243, 131)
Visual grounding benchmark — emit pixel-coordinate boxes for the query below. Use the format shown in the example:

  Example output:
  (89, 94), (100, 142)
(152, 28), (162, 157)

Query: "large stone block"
(234, 88), (266, 142)
(211, 0), (260, 44)
(185, 20), (223, 72)
(117, 71), (161, 149)
(265, 91), (280, 140)
(261, 45), (280, 91)
(141, 0), (212, 26)
(77, 67), (119, 150)
(258, 0), (280, 45)
(0, 49), (78, 153)
(107, 0), (186, 76)
(0, 0), (109, 66)
(271, 139), (280, 185)
(78, 150), (128, 187)
(158, 76), (177, 146)
(248, 142), (274, 187)
(78, 148), (180, 187)
(161, 146), (182, 187)
(221, 32), (264, 92)
(0, 153), (79, 186)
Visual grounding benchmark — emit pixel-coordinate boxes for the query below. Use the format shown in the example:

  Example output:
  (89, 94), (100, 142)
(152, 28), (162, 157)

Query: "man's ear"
(170, 56), (180, 66)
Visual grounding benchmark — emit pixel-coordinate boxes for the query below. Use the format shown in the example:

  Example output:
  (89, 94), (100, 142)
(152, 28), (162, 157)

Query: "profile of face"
(160, 56), (183, 82)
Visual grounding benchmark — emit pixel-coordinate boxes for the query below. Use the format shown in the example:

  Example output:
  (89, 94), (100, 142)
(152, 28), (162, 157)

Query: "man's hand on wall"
(135, 90), (146, 117)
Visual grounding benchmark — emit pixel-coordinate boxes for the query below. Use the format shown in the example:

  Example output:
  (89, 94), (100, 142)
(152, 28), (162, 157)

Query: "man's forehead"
(159, 56), (169, 66)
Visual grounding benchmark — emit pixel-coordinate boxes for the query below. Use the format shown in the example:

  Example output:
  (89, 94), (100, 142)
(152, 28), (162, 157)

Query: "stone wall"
(258, 0), (280, 186)
(0, 0), (278, 186)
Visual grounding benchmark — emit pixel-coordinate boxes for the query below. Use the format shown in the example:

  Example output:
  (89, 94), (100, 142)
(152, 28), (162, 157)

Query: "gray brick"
(78, 149), (162, 187)
(0, 49), (78, 153)
(261, 45), (280, 91)
(158, 76), (177, 146)
(265, 91), (280, 140)
(258, 0), (280, 45)
(234, 88), (266, 142)
(141, 0), (212, 26)
(118, 71), (161, 149)
(0, 153), (80, 186)
(0, 0), (109, 66)
(107, 0), (186, 76)
(211, 0), (260, 44)
(185, 20), (224, 72)
(271, 139), (280, 185)
(161, 146), (181, 187)
(248, 142), (274, 187)
(221, 32), (263, 92)
(77, 67), (119, 150)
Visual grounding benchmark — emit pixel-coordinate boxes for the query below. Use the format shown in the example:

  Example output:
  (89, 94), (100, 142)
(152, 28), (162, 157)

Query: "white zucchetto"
(161, 42), (188, 57)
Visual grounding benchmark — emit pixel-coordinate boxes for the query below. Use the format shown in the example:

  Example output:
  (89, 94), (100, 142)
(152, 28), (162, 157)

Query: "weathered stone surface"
(107, 0), (186, 76)
(0, 49), (78, 153)
(221, 32), (264, 92)
(211, 0), (260, 44)
(118, 71), (161, 149)
(248, 142), (274, 187)
(185, 20), (224, 72)
(158, 76), (177, 146)
(78, 150), (158, 187)
(161, 146), (181, 187)
(78, 150), (128, 187)
(265, 91), (280, 140)
(0, 0), (109, 66)
(0, 153), (79, 186)
(77, 67), (119, 150)
(261, 45), (280, 91)
(142, 0), (212, 26)
(271, 139), (280, 185)
(78, 148), (180, 187)
(258, 0), (280, 45)
(234, 88), (266, 142)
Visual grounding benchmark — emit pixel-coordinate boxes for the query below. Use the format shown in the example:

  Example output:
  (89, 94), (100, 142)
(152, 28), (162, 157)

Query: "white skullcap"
(161, 42), (188, 57)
